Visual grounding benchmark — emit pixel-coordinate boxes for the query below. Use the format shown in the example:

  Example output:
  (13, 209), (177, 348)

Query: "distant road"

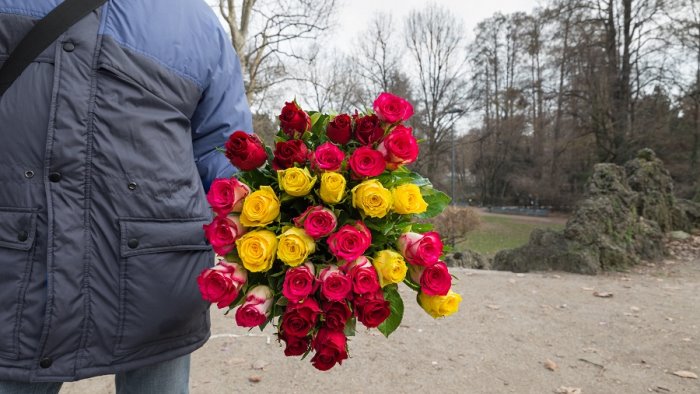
(476, 208), (569, 225)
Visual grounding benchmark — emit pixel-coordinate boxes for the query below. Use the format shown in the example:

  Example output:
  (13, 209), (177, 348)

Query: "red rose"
(377, 125), (419, 169)
(397, 231), (444, 267)
(282, 262), (316, 303)
(344, 257), (381, 295)
(327, 221), (372, 262)
(279, 101), (311, 137)
(279, 332), (311, 357)
(197, 261), (247, 309)
(311, 328), (348, 371)
(417, 262), (452, 296)
(354, 290), (390, 328)
(372, 92), (414, 123)
(202, 215), (247, 255)
(224, 131), (267, 171)
(354, 114), (384, 145)
(272, 139), (308, 170)
(281, 298), (322, 337)
(293, 206), (338, 239)
(326, 114), (352, 144)
(319, 265), (352, 302)
(311, 142), (345, 172)
(206, 178), (250, 216)
(348, 146), (386, 178)
(322, 301), (352, 332)
(235, 285), (273, 328)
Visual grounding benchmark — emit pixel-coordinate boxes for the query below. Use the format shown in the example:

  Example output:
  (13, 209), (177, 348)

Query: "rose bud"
(354, 114), (384, 145)
(272, 139), (308, 170)
(224, 131), (267, 171)
(319, 265), (352, 302)
(293, 206), (338, 239)
(397, 231), (444, 267)
(354, 290), (391, 328)
(281, 298), (322, 337)
(322, 301), (352, 332)
(327, 221), (372, 262)
(206, 178), (250, 216)
(279, 331), (311, 357)
(344, 257), (381, 295)
(326, 114), (352, 144)
(377, 125), (419, 170)
(282, 262), (317, 303)
(372, 92), (414, 123)
(348, 146), (386, 178)
(202, 215), (247, 256)
(235, 285), (274, 328)
(311, 328), (348, 371)
(279, 101), (311, 138)
(311, 142), (345, 172)
(197, 261), (247, 309)
(419, 262), (452, 296)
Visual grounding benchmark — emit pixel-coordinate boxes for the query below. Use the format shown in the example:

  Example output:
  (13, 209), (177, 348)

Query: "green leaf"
(403, 277), (421, 292)
(378, 284), (404, 338)
(410, 223), (434, 233)
(343, 317), (357, 337)
(417, 188), (451, 219)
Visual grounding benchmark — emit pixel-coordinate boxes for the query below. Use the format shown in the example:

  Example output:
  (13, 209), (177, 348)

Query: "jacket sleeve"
(190, 25), (252, 192)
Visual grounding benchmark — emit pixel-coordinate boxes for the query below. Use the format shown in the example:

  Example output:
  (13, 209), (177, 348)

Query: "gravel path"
(62, 258), (700, 394)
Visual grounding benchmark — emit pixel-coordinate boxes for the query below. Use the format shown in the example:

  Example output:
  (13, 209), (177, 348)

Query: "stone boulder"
(492, 149), (687, 274)
(445, 250), (491, 269)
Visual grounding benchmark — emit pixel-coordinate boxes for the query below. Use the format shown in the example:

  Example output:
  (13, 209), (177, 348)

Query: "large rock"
(493, 149), (685, 274)
(445, 250), (491, 269)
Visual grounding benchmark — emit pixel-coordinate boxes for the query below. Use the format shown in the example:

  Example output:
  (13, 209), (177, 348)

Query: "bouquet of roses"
(197, 93), (462, 371)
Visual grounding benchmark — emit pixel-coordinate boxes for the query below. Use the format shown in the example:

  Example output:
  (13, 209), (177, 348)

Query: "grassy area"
(459, 215), (565, 257)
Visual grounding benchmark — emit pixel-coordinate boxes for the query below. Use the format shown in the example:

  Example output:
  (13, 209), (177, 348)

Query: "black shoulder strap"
(0, 0), (108, 96)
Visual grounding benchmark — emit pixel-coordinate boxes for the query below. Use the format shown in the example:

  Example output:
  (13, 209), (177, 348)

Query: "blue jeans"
(0, 355), (190, 394)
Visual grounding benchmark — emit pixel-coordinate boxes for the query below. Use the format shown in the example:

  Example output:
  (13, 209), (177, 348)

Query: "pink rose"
(377, 125), (419, 169)
(414, 262), (452, 296)
(348, 146), (386, 178)
(326, 114), (352, 144)
(281, 298), (322, 337)
(282, 262), (316, 303)
(235, 285), (273, 328)
(397, 231), (444, 267)
(344, 257), (381, 295)
(197, 261), (247, 309)
(293, 206), (338, 239)
(206, 178), (250, 216)
(311, 328), (348, 371)
(203, 215), (247, 255)
(311, 142), (345, 172)
(372, 92), (414, 123)
(319, 265), (352, 302)
(327, 221), (372, 262)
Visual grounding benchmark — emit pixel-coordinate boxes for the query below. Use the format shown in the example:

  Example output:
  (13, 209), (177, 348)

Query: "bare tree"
(217, 0), (338, 104)
(299, 45), (360, 113)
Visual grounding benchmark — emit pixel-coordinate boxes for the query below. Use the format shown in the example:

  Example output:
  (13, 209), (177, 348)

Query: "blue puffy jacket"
(0, 0), (251, 382)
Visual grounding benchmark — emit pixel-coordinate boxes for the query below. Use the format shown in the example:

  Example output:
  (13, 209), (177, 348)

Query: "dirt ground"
(62, 256), (699, 394)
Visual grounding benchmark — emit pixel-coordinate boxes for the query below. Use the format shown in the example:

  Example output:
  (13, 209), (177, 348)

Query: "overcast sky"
(331, 0), (541, 44)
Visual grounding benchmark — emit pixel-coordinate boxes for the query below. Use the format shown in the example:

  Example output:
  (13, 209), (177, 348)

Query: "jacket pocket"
(115, 217), (214, 354)
(0, 208), (37, 360)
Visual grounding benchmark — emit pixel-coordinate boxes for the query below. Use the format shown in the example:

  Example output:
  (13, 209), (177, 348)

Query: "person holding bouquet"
(0, 0), (251, 392)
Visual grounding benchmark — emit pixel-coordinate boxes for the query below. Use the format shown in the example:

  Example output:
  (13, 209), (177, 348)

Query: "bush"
(428, 206), (482, 247)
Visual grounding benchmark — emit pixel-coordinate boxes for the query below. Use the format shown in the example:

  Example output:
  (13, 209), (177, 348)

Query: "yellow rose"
(278, 167), (317, 197)
(372, 250), (407, 287)
(319, 172), (346, 204)
(352, 179), (393, 218)
(235, 230), (278, 273)
(240, 186), (280, 227)
(277, 227), (316, 267)
(392, 184), (428, 215)
(418, 291), (462, 319)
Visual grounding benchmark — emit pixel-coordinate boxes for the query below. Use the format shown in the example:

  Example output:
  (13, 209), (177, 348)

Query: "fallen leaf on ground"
(248, 375), (262, 383)
(593, 292), (613, 298)
(486, 304), (501, 310)
(544, 359), (558, 371)
(555, 387), (581, 394)
(672, 370), (698, 379)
